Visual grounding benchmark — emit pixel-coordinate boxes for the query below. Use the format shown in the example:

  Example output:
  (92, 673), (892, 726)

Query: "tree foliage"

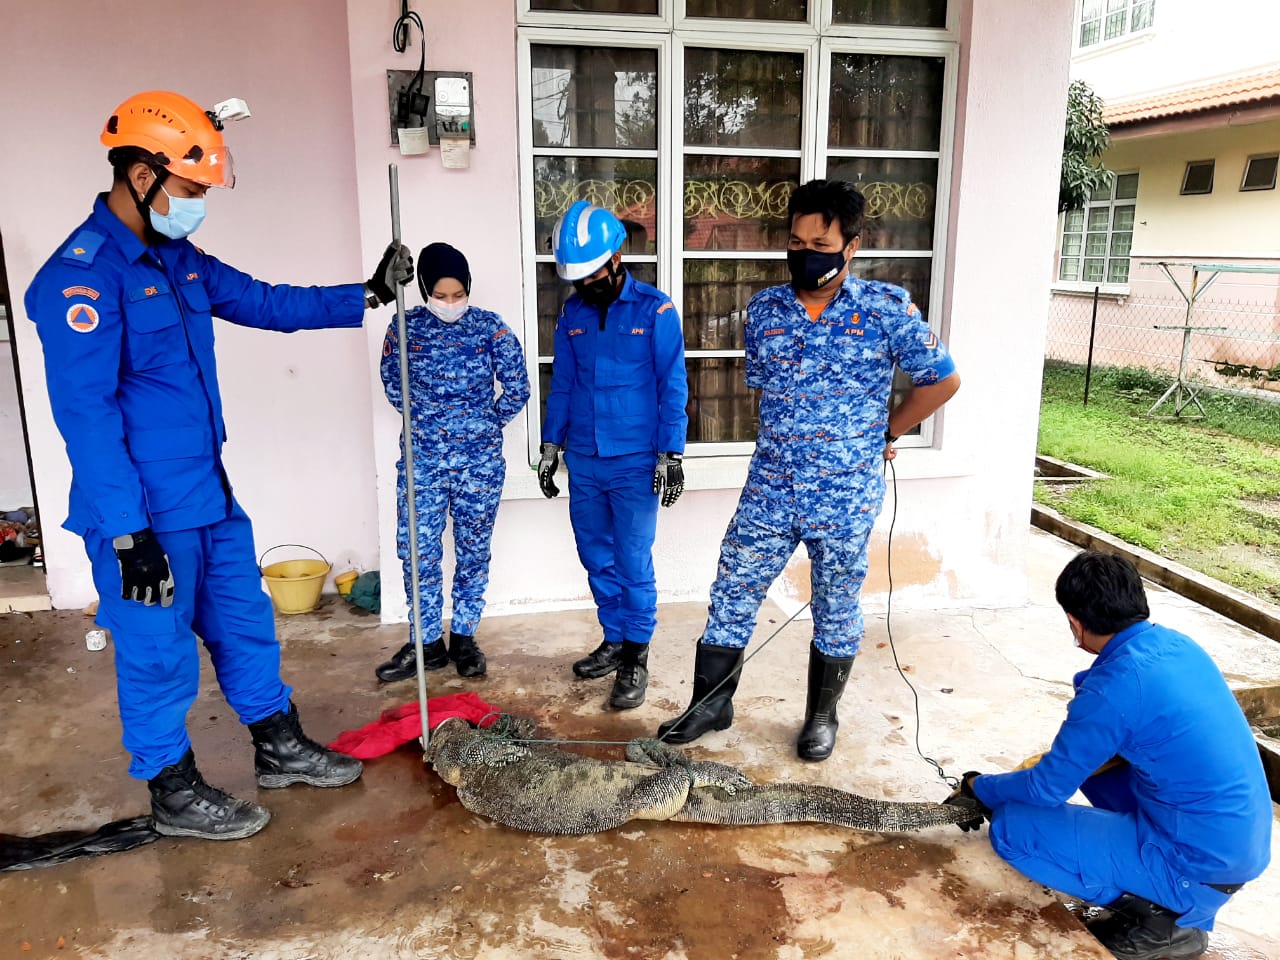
(1060, 80), (1113, 213)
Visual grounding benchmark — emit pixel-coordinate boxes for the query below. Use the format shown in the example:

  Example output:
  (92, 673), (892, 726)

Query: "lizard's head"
(425, 716), (472, 762)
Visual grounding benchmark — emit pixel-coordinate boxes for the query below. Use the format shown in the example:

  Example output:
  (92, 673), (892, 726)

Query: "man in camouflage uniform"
(658, 179), (960, 761)
(375, 243), (530, 683)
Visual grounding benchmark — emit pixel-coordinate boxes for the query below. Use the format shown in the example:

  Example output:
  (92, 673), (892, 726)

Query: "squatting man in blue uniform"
(373, 242), (530, 684)
(538, 200), (689, 711)
(943, 551), (1271, 960)
(25, 90), (415, 841)
(658, 179), (960, 761)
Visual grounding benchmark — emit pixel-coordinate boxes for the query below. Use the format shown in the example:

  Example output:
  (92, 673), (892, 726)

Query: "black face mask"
(574, 261), (624, 307)
(787, 247), (849, 292)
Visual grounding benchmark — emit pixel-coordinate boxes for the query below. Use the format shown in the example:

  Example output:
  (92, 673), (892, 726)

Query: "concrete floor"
(2, 529), (1278, 959)
(0, 562), (50, 613)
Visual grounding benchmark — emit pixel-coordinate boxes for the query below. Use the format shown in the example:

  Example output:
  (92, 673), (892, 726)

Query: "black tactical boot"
(249, 701), (364, 789)
(573, 640), (623, 679)
(448, 631), (487, 677)
(797, 645), (855, 761)
(608, 641), (649, 710)
(375, 636), (449, 682)
(1089, 894), (1209, 960)
(148, 749), (270, 840)
(656, 641), (745, 744)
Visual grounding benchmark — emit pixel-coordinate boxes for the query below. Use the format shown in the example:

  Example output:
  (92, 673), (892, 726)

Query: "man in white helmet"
(538, 200), (688, 711)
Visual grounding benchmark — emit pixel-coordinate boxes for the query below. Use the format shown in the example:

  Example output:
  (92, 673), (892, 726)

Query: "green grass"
(1037, 362), (1280, 604)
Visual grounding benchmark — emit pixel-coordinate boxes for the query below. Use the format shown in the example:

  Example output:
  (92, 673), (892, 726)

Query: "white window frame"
(1241, 153), (1279, 193)
(1075, 0), (1156, 51)
(1055, 170), (1138, 295)
(815, 36), (959, 450)
(516, 6), (959, 466)
(517, 0), (673, 32)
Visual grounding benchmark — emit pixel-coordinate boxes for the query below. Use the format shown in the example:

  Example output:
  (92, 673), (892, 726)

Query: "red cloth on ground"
(327, 693), (501, 759)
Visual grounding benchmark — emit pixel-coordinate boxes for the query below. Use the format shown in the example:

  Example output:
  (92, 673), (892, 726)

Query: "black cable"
(392, 2), (427, 124)
(392, 1), (423, 54)
(882, 454), (958, 789)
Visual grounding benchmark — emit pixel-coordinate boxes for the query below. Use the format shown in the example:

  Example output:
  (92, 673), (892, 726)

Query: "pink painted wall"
(0, 0), (1079, 620)
(0, 0), (377, 607)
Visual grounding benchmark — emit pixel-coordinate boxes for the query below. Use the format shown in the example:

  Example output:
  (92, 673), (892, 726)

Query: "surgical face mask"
(149, 185), (207, 240)
(786, 247), (849, 292)
(427, 296), (468, 323)
(574, 262), (625, 308)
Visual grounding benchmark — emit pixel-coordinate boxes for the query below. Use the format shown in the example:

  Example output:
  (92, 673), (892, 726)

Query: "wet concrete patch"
(2, 597), (1273, 958)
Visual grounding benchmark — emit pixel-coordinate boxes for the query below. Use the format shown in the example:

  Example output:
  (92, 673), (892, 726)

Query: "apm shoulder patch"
(59, 231), (105, 266)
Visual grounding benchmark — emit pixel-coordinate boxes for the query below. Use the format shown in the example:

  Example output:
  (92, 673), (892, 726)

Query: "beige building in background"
(1048, 1), (1280, 389)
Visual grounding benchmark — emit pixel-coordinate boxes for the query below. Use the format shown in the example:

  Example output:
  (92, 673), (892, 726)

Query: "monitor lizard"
(426, 715), (977, 835)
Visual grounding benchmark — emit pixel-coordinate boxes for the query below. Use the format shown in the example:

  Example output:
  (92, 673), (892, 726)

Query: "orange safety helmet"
(101, 91), (236, 188)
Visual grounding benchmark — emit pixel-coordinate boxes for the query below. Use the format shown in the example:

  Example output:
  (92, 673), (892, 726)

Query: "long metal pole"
(389, 164), (431, 755)
(1083, 285), (1100, 407)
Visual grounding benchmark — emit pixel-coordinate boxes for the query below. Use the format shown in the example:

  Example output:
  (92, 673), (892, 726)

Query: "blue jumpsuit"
(381, 305), (529, 638)
(542, 272), (688, 646)
(974, 621), (1271, 931)
(702, 277), (955, 658)
(25, 195), (367, 780)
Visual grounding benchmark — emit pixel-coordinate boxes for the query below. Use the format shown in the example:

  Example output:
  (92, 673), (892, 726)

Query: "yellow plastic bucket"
(334, 570), (359, 597)
(259, 544), (330, 615)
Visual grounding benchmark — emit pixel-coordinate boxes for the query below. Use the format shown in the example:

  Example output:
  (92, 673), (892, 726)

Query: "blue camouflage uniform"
(974, 621), (1271, 931)
(702, 275), (955, 657)
(542, 271), (688, 646)
(381, 305), (529, 637)
(24, 194), (367, 779)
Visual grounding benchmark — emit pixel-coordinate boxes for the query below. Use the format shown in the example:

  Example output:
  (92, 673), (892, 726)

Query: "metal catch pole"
(389, 164), (431, 755)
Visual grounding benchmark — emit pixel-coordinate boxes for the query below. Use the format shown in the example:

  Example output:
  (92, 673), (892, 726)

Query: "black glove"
(538, 443), (562, 499)
(113, 529), (175, 608)
(653, 452), (684, 507)
(365, 242), (414, 306)
(942, 772), (992, 833)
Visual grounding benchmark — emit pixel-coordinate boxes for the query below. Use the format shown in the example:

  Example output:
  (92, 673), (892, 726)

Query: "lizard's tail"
(672, 782), (975, 833)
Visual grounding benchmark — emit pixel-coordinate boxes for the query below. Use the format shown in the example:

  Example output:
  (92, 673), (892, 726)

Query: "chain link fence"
(1045, 262), (1280, 407)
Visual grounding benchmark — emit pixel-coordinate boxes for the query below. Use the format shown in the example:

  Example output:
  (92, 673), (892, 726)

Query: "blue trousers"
(564, 450), (659, 645)
(701, 504), (876, 658)
(988, 766), (1234, 930)
(85, 501), (291, 780)
(396, 442), (505, 638)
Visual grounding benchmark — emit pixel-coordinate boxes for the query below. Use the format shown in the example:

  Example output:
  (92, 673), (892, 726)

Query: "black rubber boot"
(148, 749), (271, 840)
(656, 641), (745, 744)
(608, 641), (649, 710)
(797, 645), (855, 761)
(249, 701), (364, 789)
(573, 640), (623, 679)
(448, 631), (487, 678)
(1088, 894), (1209, 960)
(375, 636), (449, 682)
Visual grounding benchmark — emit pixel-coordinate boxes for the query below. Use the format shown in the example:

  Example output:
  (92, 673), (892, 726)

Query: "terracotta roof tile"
(1104, 64), (1280, 125)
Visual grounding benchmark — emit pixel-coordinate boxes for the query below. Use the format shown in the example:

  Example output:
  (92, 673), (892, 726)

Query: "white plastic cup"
(86, 629), (108, 652)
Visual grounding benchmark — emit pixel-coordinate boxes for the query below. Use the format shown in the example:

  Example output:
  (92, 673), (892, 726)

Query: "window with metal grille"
(1079, 0), (1155, 48)
(1059, 172), (1138, 286)
(518, 0), (956, 454)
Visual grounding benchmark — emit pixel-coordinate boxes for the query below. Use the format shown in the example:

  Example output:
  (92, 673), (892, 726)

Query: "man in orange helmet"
(23, 91), (413, 841)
